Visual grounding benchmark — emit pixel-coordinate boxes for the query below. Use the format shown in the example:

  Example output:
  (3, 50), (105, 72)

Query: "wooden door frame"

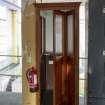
(34, 2), (81, 105)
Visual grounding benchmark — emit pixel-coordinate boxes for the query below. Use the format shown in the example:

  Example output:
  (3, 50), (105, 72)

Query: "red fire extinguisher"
(26, 66), (39, 92)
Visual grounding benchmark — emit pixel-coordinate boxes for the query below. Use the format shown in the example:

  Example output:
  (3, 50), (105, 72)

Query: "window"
(0, 1), (22, 93)
(7, 0), (21, 7)
(55, 15), (62, 54)
(79, 3), (88, 105)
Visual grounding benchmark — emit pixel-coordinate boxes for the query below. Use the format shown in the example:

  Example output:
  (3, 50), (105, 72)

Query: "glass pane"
(0, 56), (22, 76)
(67, 15), (73, 56)
(0, 56), (22, 92)
(7, 0), (21, 7)
(79, 80), (86, 105)
(0, 5), (22, 94)
(0, 6), (7, 19)
(0, 6), (21, 56)
(55, 15), (62, 54)
(44, 11), (53, 53)
(17, 0), (21, 7)
(79, 59), (88, 79)
(79, 5), (85, 20)
(79, 21), (86, 57)
(79, 5), (88, 58)
(16, 11), (22, 56)
(0, 8), (12, 55)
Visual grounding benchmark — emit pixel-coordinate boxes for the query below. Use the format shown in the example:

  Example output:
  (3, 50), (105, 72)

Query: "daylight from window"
(0, 0), (87, 105)
(79, 3), (88, 105)
(0, 0), (22, 93)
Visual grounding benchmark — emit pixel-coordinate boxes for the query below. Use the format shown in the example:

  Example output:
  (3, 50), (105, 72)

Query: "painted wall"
(22, 4), (39, 105)
(22, 0), (34, 11)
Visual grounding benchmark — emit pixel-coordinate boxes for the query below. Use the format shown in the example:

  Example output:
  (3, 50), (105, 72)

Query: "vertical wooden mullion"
(53, 12), (56, 58)
(40, 17), (46, 54)
(62, 13), (67, 58)
(65, 13), (68, 58)
(35, 8), (41, 72)
(35, 8), (41, 105)
(43, 18), (46, 53)
(40, 17), (43, 54)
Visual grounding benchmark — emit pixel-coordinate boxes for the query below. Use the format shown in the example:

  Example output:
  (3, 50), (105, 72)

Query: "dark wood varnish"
(53, 10), (77, 105)
(35, 2), (80, 105)
(34, 2), (80, 10)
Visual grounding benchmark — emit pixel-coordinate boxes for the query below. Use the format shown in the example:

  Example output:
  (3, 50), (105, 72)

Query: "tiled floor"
(79, 96), (85, 105)
(0, 62), (22, 92)
(0, 62), (22, 105)
(0, 92), (22, 105)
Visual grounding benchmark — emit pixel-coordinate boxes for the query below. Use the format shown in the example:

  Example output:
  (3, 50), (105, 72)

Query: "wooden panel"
(53, 10), (79, 105)
(53, 11), (63, 105)
(66, 58), (75, 105)
(54, 58), (63, 105)
(74, 8), (79, 105)
(34, 2), (81, 10)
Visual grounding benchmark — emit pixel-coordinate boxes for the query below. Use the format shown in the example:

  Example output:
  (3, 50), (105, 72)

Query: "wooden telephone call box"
(23, 2), (80, 105)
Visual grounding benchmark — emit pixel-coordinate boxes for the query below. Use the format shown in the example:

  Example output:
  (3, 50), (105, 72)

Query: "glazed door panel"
(66, 12), (75, 104)
(53, 11), (75, 105)
(53, 12), (63, 105)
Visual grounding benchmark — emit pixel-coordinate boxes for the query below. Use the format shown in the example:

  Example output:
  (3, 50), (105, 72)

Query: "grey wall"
(88, 0), (105, 105)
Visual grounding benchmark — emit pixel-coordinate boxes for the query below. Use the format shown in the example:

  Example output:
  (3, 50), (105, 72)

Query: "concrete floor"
(0, 63), (22, 105)
(79, 96), (84, 105)
(0, 93), (84, 105)
(0, 92), (22, 105)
